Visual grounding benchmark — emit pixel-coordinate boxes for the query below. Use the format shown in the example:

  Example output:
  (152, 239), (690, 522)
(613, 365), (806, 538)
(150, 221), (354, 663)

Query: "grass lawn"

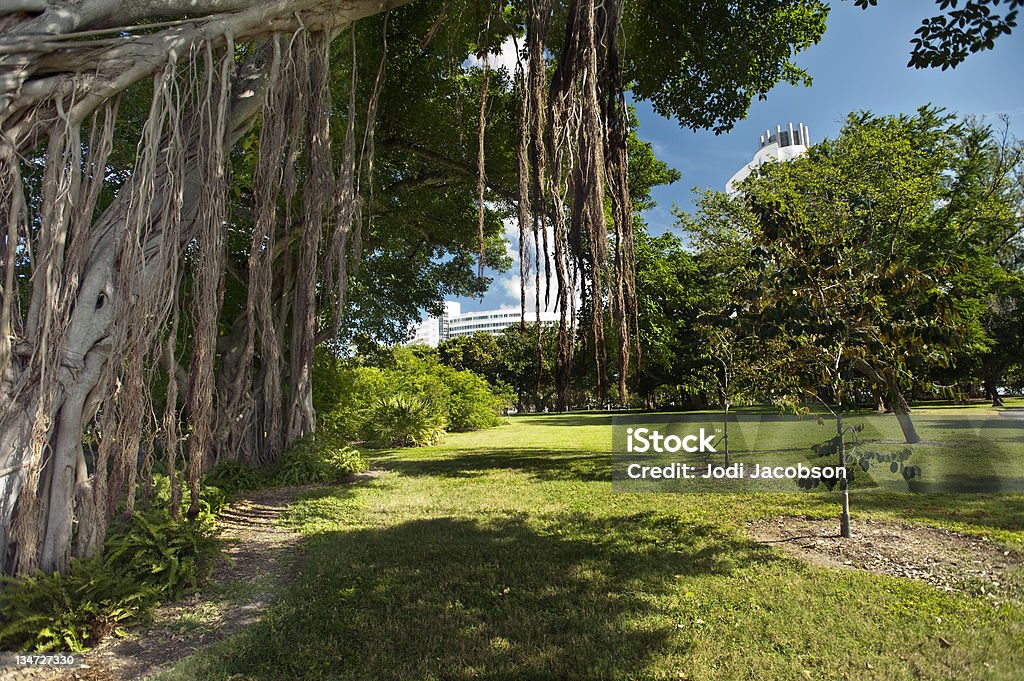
(160, 407), (1024, 680)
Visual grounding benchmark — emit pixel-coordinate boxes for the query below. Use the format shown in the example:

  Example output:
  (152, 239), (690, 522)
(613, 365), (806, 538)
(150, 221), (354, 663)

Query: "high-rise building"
(726, 122), (810, 195)
(408, 301), (558, 347)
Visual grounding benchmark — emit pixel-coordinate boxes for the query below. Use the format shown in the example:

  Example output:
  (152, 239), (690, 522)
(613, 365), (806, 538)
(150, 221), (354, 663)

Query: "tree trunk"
(38, 344), (108, 573)
(889, 390), (922, 445)
(850, 359), (921, 444)
(983, 377), (1004, 407)
(871, 387), (888, 413)
(837, 410), (851, 539)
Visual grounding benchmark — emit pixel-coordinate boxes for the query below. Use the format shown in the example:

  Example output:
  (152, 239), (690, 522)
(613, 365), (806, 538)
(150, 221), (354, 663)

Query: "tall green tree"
(438, 333), (505, 387)
(683, 109), (1021, 444)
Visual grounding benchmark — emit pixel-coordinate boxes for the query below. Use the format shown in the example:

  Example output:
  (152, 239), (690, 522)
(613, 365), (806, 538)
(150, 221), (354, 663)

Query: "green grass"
(608, 405), (1024, 497)
(159, 408), (1024, 680)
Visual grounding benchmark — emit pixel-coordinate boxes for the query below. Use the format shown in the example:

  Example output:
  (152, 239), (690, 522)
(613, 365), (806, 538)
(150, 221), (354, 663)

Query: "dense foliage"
(314, 347), (511, 446)
(675, 108), (1024, 431)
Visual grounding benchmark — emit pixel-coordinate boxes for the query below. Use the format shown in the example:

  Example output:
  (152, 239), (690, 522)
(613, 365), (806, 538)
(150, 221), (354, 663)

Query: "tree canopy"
(680, 108), (1024, 442)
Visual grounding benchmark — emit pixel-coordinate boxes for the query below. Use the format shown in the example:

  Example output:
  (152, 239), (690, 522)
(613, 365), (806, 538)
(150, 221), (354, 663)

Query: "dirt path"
(4, 472), (384, 681)
(748, 517), (1024, 604)
(4, 487), (305, 681)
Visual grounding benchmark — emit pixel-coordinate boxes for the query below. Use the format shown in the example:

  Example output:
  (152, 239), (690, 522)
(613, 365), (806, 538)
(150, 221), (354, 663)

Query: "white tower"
(726, 122), (810, 195)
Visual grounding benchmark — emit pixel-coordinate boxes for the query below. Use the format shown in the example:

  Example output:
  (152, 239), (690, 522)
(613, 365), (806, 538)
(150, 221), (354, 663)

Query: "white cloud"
(465, 37), (522, 74)
(494, 215), (584, 315)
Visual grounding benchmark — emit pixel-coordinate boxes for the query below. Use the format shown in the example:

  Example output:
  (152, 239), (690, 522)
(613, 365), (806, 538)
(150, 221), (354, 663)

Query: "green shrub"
(202, 459), (269, 495)
(0, 510), (218, 653)
(104, 510), (220, 601)
(313, 352), (389, 439)
(362, 393), (447, 447)
(150, 472), (228, 517)
(0, 558), (150, 652)
(271, 433), (369, 486)
(314, 347), (509, 444)
(440, 367), (507, 431)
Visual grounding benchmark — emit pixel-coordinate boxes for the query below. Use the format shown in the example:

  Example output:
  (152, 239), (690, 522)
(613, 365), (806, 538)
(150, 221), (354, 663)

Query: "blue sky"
(452, 0), (1024, 315)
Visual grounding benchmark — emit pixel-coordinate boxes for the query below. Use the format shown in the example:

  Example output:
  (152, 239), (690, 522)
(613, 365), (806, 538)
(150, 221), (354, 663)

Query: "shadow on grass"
(377, 447), (613, 482)
(850, 493), (1024, 534)
(911, 416), (1024, 432)
(170, 512), (779, 680)
(515, 410), (811, 428)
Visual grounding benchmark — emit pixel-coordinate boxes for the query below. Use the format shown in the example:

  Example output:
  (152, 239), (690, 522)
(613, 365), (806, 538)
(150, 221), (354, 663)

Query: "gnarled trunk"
(0, 0), (413, 574)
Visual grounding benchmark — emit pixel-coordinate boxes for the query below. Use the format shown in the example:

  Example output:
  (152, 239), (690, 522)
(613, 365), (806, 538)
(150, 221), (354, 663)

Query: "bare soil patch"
(748, 516), (1024, 602)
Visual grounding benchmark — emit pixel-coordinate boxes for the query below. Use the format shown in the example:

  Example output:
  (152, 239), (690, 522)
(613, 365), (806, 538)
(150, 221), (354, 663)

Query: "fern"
(362, 393), (447, 447)
(203, 460), (269, 495)
(0, 509), (219, 652)
(270, 434), (369, 486)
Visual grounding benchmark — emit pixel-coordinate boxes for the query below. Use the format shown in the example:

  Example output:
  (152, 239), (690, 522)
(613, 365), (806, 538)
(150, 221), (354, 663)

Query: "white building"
(727, 122), (810, 195)
(408, 301), (558, 347)
(409, 316), (442, 347)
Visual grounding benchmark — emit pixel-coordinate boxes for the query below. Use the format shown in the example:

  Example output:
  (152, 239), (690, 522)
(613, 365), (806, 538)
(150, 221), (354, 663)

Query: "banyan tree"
(0, 0), (833, 575)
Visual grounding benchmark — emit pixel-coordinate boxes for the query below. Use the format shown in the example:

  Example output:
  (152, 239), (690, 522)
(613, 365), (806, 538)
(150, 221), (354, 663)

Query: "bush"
(314, 347), (510, 444)
(0, 510), (219, 653)
(271, 433), (369, 486)
(104, 510), (221, 601)
(0, 558), (149, 652)
(201, 434), (368, 493)
(313, 353), (389, 439)
(362, 393), (447, 447)
(440, 368), (508, 431)
(151, 471), (229, 517)
(202, 459), (269, 495)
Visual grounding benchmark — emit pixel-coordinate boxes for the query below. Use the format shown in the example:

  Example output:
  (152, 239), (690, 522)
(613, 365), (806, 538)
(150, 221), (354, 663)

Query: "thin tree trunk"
(837, 410), (851, 539)
(983, 377), (1005, 407)
(889, 390), (922, 445)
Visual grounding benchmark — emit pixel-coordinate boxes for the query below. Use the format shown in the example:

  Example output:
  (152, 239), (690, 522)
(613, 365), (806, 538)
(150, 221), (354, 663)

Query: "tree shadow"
(903, 477), (1024, 493)
(913, 416), (1024, 432)
(183, 512), (779, 680)
(377, 447), (613, 482)
(518, 410), (808, 428)
(849, 492), (1024, 533)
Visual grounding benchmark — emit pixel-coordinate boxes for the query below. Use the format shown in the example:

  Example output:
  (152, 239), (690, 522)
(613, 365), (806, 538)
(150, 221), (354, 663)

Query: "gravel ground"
(748, 516), (1024, 603)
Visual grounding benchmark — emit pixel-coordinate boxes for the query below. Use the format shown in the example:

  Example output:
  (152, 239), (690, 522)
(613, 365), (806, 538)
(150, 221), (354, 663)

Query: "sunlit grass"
(159, 407), (1024, 681)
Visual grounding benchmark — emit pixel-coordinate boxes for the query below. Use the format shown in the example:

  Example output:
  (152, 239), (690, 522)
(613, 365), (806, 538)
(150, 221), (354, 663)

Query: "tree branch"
(387, 140), (518, 204)
(1, 0), (418, 151)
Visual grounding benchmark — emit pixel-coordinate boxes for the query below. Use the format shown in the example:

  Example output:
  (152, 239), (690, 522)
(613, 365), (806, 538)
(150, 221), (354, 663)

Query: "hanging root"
(286, 28), (333, 445)
(355, 11), (390, 279)
(325, 28), (360, 342)
(2, 10), (399, 574)
(0, 143), (26, 416)
(526, 0), (551, 404)
(475, 7), (493, 285)
(517, 0), (636, 410)
(513, 41), (532, 329)
(186, 37), (234, 519)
